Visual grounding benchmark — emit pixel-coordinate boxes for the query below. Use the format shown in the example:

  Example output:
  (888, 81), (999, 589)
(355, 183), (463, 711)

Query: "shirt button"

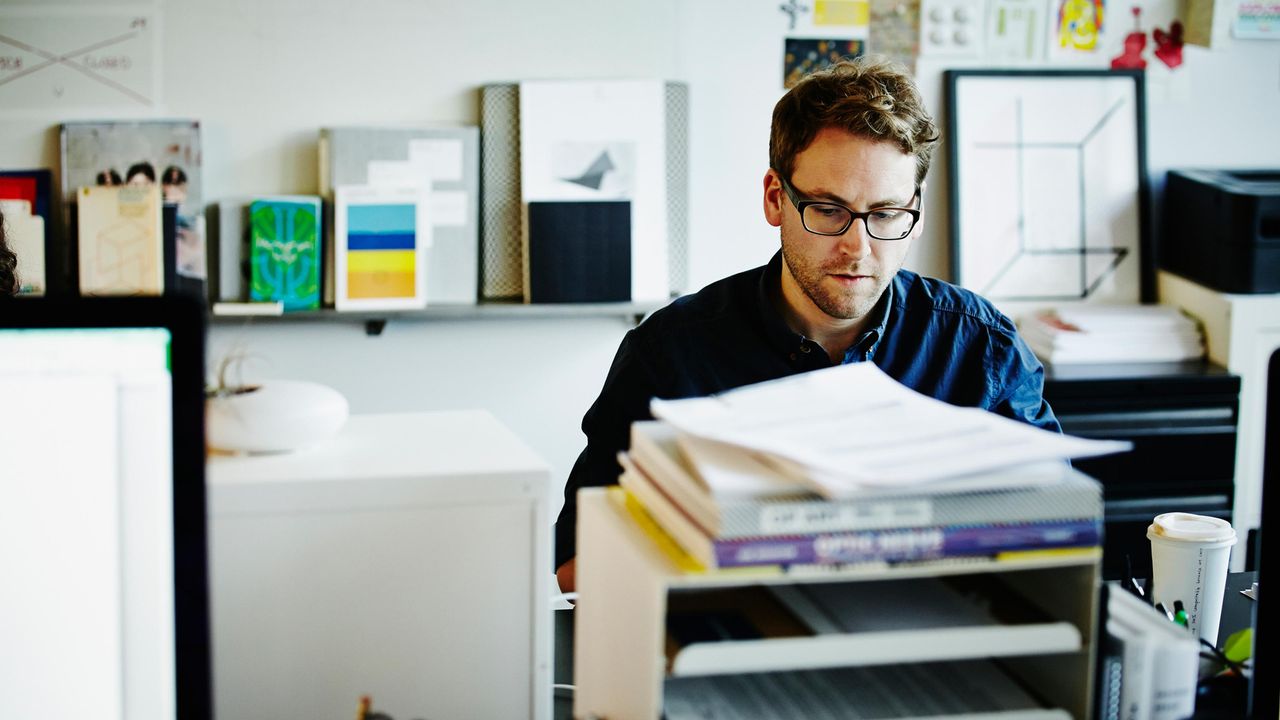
(789, 353), (798, 362)
(799, 345), (811, 353)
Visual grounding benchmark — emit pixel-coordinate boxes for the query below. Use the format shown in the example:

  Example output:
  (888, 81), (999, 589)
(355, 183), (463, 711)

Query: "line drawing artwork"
(974, 96), (1130, 301)
(0, 12), (156, 109)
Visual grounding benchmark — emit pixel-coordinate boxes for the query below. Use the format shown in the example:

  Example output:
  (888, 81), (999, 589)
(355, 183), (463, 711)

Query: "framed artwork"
(945, 69), (1152, 304)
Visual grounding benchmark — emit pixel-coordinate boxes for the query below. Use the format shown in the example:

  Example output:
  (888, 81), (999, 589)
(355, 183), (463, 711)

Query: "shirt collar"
(755, 250), (896, 362)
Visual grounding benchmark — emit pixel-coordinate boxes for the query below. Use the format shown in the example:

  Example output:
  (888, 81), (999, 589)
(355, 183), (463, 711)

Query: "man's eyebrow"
(804, 187), (914, 209)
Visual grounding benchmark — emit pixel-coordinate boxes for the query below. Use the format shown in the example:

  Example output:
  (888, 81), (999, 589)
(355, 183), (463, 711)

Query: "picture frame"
(944, 69), (1153, 305)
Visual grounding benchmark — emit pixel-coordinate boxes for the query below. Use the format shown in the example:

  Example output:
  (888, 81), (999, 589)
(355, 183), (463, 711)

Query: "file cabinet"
(1043, 361), (1240, 581)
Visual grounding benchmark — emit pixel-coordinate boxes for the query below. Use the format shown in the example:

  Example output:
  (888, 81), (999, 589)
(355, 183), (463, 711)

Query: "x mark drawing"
(0, 26), (150, 105)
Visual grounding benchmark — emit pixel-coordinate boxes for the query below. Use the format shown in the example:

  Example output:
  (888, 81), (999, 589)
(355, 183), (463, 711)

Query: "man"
(554, 57), (1058, 591)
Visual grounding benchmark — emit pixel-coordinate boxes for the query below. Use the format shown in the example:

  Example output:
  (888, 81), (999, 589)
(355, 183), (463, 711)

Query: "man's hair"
(769, 55), (939, 185)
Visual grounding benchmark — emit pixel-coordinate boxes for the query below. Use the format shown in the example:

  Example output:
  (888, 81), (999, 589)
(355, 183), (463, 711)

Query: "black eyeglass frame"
(777, 173), (923, 240)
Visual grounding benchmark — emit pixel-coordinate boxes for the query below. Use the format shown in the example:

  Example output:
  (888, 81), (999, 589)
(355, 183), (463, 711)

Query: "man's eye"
(871, 209), (904, 221)
(812, 205), (843, 217)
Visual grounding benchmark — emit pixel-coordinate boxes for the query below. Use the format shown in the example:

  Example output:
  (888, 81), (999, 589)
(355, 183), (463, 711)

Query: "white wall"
(3, 0), (1278, 503)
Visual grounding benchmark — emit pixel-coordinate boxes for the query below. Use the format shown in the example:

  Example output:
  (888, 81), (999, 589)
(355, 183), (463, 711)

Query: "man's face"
(763, 127), (923, 324)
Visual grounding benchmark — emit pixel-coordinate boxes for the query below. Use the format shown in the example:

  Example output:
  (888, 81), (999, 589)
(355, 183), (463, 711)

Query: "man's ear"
(763, 170), (784, 228)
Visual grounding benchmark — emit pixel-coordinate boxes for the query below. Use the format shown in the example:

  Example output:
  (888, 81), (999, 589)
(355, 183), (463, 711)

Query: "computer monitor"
(1253, 347), (1278, 719)
(0, 297), (211, 720)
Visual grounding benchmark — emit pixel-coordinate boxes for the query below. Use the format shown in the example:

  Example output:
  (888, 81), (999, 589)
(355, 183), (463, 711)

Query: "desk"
(208, 411), (553, 720)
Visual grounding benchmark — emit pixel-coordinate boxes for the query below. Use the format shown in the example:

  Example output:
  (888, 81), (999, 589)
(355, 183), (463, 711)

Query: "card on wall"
(334, 185), (429, 311)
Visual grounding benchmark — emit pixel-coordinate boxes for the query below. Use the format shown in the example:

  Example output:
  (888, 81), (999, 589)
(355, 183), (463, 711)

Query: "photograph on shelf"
(76, 184), (164, 296)
(60, 121), (206, 288)
(945, 69), (1151, 307)
(249, 197), (322, 312)
(333, 185), (429, 312)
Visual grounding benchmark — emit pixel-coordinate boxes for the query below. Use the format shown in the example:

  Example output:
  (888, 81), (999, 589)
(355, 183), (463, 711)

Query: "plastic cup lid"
(1149, 512), (1237, 543)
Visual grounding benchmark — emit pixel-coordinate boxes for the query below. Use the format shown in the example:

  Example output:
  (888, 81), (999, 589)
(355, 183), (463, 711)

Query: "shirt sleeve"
(553, 327), (663, 569)
(992, 333), (1062, 434)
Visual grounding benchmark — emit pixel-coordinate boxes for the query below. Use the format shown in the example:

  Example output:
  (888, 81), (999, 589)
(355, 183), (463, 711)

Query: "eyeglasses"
(777, 174), (922, 240)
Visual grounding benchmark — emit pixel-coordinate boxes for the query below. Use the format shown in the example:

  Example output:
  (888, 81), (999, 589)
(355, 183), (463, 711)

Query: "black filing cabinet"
(1043, 361), (1240, 581)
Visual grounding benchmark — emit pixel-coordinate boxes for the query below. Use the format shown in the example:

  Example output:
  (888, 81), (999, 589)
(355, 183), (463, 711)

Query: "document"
(650, 363), (1129, 496)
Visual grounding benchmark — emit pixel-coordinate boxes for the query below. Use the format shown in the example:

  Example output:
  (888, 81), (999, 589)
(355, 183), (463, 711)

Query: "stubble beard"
(780, 228), (889, 322)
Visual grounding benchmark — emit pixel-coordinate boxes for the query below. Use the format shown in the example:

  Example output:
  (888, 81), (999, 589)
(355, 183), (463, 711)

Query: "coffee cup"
(1147, 512), (1237, 644)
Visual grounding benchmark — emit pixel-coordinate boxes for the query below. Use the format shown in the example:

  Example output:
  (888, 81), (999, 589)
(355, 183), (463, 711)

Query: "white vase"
(207, 380), (349, 453)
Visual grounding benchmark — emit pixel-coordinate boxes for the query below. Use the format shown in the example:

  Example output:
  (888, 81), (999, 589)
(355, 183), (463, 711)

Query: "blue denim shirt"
(554, 251), (1059, 567)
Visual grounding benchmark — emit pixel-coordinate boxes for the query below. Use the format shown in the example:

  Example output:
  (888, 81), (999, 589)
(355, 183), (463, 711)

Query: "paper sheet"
(650, 363), (1129, 495)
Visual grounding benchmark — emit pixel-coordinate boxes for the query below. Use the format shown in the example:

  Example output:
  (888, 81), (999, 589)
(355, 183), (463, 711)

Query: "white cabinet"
(207, 411), (552, 720)
(1159, 271), (1280, 569)
(573, 489), (1101, 720)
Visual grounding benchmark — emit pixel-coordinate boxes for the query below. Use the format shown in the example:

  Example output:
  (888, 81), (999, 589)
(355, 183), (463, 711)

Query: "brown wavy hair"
(0, 207), (18, 296)
(769, 55), (940, 185)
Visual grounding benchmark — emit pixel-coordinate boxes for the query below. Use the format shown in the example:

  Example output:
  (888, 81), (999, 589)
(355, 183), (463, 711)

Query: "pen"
(1173, 600), (1189, 627)
(1155, 602), (1173, 622)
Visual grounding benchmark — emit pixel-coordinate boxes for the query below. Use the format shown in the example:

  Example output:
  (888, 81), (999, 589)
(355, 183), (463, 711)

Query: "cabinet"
(207, 411), (552, 720)
(1043, 361), (1240, 582)
(1159, 270), (1280, 569)
(573, 489), (1101, 720)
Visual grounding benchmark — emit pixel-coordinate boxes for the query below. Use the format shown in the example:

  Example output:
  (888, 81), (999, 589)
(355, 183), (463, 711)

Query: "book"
(525, 200), (630, 303)
(0, 199), (46, 295)
(319, 126), (479, 305)
(207, 198), (252, 303)
(629, 420), (1103, 540)
(619, 456), (1100, 570)
(333, 185), (429, 311)
(0, 170), (55, 293)
(249, 197), (322, 311)
(76, 185), (163, 296)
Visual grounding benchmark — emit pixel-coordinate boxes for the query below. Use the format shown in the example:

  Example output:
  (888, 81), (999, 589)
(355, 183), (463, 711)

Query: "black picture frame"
(944, 69), (1153, 304)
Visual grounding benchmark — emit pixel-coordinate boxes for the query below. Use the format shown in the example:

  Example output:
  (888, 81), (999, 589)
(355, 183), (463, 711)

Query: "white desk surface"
(207, 410), (550, 485)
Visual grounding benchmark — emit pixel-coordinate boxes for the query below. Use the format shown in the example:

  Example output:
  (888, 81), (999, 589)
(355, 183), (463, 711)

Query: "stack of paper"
(1021, 305), (1204, 365)
(612, 363), (1124, 571)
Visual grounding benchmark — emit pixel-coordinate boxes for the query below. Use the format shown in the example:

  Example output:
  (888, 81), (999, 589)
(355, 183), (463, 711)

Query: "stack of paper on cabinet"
(1020, 305), (1204, 365)
(617, 362), (1127, 572)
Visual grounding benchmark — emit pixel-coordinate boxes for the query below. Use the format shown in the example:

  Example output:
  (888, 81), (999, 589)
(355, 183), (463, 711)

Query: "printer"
(1161, 169), (1280, 294)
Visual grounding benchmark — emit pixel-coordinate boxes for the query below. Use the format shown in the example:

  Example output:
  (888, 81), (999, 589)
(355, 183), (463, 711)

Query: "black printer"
(1160, 169), (1280, 293)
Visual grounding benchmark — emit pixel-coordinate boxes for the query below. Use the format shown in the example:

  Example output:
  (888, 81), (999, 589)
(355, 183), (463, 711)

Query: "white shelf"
(209, 300), (664, 334)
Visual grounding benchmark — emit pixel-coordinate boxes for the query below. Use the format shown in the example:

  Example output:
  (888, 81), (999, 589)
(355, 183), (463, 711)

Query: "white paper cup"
(1148, 512), (1237, 644)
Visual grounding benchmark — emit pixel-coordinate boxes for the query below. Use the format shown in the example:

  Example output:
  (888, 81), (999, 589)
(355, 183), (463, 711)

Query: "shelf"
(209, 300), (665, 335)
(664, 576), (1083, 677)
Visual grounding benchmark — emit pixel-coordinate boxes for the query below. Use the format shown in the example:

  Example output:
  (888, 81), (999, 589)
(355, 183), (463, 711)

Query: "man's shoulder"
(892, 269), (1018, 339)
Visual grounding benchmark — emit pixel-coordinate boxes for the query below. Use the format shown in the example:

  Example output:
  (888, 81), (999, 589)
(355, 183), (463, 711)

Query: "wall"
(3, 0), (1278, 510)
